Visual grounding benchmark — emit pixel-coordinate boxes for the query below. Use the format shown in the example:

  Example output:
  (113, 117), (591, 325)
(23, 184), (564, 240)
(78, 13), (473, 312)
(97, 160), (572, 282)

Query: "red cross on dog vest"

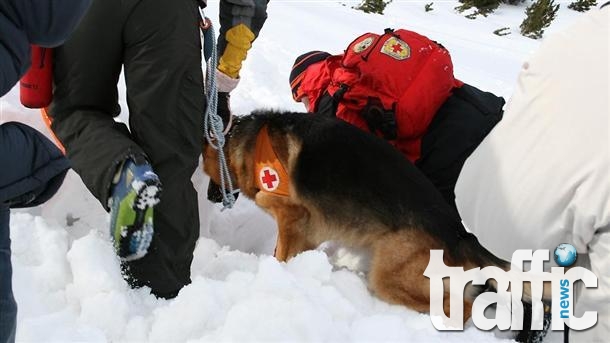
(254, 125), (290, 197)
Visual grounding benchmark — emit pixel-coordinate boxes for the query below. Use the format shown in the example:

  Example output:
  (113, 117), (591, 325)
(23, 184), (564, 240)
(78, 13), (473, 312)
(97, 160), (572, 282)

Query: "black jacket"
(0, 0), (91, 96)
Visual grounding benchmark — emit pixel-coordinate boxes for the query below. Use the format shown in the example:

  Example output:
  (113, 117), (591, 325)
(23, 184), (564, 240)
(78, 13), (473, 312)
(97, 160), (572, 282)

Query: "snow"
(0, 1), (585, 342)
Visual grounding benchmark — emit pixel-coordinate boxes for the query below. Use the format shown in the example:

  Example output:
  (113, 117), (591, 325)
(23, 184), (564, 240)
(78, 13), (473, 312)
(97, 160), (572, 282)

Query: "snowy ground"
(0, 1), (585, 342)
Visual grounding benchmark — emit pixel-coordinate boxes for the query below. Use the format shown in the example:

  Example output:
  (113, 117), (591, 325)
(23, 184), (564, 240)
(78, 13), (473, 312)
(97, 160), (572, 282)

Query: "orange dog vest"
(254, 126), (290, 197)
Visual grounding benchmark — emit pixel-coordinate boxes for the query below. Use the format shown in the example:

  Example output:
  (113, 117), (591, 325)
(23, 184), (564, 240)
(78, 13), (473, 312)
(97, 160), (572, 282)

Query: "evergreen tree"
(568, 0), (597, 12)
(355, 0), (393, 14)
(456, 0), (526, 18)
(456, 0), (502, 17)
(520, 0), (560, 39)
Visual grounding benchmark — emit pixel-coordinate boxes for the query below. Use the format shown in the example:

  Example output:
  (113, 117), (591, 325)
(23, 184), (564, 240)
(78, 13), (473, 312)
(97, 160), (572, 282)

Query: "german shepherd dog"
(203, 110), (549, 339)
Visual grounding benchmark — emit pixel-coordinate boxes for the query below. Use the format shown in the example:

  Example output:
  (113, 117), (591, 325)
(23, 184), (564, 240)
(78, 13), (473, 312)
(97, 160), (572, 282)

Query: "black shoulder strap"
(317, 89), (398, 141)
(360, 97), (397, 140)
(315, 84), (348, 117)
(315, 92), (337, 117)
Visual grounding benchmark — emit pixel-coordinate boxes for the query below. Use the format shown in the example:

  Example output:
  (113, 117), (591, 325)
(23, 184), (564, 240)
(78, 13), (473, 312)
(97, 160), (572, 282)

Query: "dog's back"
(251, 113), (472, 254)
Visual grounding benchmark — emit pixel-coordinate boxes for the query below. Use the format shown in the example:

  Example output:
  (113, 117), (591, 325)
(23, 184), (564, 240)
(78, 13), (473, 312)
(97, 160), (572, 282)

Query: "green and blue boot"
(108, 159), (161, 261)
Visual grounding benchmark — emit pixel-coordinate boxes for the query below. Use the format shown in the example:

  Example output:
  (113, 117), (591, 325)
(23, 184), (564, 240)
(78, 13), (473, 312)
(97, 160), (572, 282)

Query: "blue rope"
(201, 13), (238, 210)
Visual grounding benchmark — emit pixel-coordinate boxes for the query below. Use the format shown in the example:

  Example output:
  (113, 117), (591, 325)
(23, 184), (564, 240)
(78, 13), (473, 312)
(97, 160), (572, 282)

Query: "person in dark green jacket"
(48, 0), (268, 299)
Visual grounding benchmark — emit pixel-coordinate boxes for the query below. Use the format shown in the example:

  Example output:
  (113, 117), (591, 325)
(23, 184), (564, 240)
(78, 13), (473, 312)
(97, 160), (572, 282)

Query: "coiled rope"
(200, 12), (238, 210)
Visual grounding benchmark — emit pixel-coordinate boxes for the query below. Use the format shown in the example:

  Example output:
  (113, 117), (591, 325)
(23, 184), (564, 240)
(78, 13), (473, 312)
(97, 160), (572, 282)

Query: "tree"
(568, 0), (597, 12)
(456, 0), (502, 17)
(456, 0), (527, 18)
(520, 0), (560, 39)
(355, 0), (393, 14)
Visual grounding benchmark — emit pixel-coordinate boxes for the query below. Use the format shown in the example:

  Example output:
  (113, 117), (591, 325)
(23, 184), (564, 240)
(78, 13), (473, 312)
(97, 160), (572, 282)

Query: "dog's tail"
(457, 233), (552, 302)
(457, 234), (553, 343)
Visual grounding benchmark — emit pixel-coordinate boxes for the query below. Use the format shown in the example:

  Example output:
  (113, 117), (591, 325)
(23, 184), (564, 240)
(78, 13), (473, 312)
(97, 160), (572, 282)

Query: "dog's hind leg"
(368, 230), (475, 323)
(367, 231), (434, 313)
(255, 192), (316, 262)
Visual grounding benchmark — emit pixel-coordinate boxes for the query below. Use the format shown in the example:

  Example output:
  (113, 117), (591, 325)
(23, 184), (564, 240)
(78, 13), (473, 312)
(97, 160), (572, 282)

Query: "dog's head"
(201, 117), (237, 185)
(202, 111), (289, 199)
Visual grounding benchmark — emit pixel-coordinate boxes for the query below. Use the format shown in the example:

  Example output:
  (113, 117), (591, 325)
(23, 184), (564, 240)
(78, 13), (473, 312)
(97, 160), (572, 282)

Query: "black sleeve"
(0, 122), (70, 208)
(217, 0), (268, 78)
(0, 5), (29, 96)
(0, 0), (92, 95)
(3, 0), (92, 47)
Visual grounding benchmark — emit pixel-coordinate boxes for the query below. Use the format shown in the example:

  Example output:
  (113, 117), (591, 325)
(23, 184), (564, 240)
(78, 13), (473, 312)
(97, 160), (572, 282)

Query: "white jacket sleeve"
(455, 5), (609, 341)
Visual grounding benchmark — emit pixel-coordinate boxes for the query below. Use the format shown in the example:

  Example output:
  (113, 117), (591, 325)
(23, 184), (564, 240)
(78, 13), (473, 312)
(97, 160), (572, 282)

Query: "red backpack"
(320, 28), (461, 161)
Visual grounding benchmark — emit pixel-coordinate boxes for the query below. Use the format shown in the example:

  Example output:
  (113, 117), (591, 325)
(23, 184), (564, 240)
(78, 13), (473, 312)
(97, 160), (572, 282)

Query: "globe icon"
(554, 243), (577, 267)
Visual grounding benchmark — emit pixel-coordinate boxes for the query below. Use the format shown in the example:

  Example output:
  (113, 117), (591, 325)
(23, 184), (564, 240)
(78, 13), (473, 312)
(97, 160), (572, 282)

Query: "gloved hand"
(215, 69), (240, 132)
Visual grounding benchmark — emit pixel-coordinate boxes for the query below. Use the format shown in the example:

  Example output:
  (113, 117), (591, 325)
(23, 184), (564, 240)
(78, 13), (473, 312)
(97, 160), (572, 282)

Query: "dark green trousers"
(49, 0), (204, 296)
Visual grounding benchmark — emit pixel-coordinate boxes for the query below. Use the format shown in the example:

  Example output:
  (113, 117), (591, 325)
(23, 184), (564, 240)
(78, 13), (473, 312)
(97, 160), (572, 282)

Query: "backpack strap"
(317, 88), (398, 141)
(316, 84), (348, 117)
(360, 97), (398, 140)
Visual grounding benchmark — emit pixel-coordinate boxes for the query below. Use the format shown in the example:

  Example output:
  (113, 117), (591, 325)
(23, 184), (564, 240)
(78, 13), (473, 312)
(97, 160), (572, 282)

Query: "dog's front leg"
(274, 205), (314, 261)
(255, 192), (315, 262)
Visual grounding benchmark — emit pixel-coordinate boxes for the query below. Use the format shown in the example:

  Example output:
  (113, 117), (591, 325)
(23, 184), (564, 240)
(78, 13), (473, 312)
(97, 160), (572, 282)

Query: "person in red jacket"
(289, 29), (505, 210)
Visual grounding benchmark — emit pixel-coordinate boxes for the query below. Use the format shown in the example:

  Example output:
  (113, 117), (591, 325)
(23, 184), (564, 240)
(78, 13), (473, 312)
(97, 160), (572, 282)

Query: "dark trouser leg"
(49, 0), (203, 296)
(49, 0), (146, 207)
(120, 0), (204, 296)
(417, 85), (504, 212)
(0, 206), (16, 343)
